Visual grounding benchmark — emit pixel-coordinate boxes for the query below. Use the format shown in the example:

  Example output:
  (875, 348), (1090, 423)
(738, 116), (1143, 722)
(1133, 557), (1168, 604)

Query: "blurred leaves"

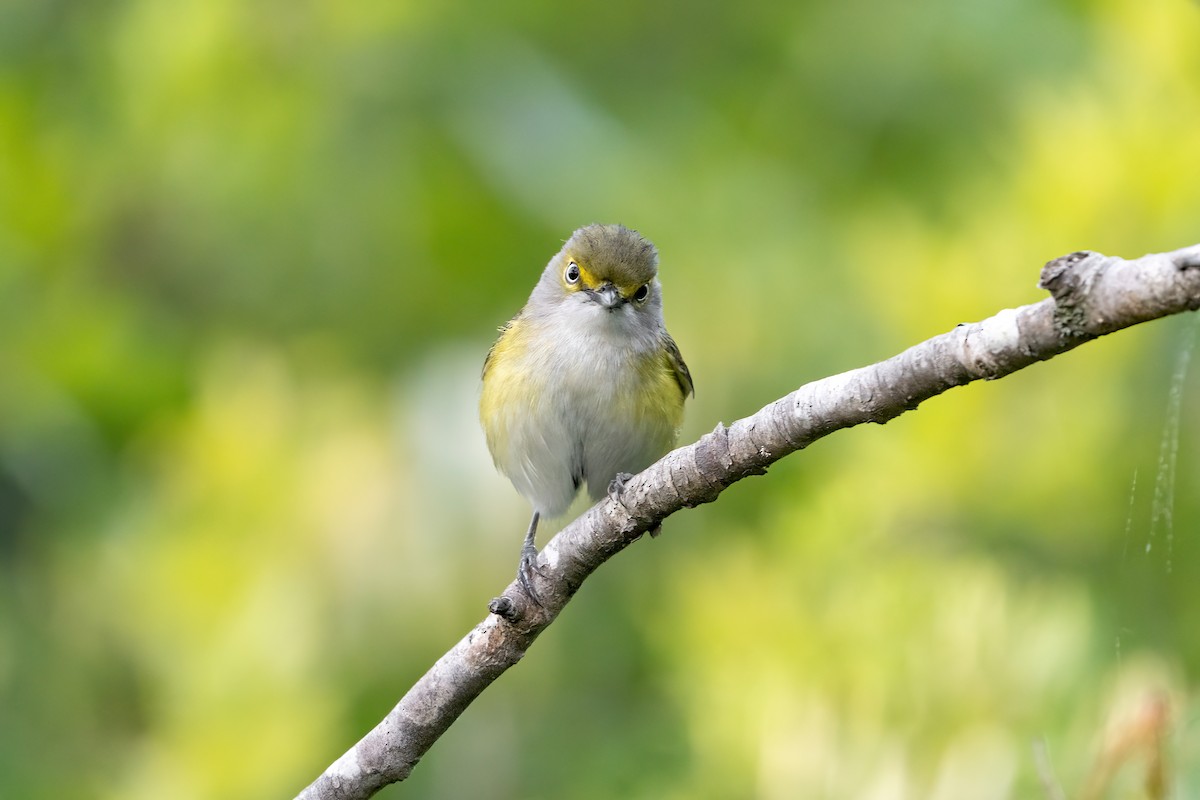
(2, 0), (1200, 797)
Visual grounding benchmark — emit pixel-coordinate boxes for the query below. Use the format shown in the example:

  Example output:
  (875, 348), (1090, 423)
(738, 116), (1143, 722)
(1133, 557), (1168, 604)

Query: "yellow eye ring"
(565, 262), (581, 284)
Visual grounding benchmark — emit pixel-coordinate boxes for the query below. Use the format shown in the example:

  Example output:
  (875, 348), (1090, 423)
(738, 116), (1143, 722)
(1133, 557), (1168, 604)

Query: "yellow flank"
(635, 346), (688, 431)
(479, 316), (533, 459)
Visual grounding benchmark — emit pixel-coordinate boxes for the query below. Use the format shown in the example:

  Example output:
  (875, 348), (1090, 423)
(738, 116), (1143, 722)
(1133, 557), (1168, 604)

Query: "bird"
(480, 223), (693, 604)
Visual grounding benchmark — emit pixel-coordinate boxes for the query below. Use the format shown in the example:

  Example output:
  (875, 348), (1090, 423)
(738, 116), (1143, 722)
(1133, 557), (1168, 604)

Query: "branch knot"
(1038, 250), (1109, 340)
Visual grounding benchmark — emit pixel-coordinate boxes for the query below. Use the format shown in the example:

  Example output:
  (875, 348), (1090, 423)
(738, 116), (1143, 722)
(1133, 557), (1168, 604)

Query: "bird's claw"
(517, 541), (545, 607)
(608, 472), (635, 508)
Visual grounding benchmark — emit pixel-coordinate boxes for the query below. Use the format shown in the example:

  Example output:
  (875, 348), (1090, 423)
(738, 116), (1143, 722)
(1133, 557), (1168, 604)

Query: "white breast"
(503, 298), (671, 517)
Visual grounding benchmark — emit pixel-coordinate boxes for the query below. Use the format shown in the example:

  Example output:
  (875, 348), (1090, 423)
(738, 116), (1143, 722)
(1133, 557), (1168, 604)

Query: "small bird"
(480, 224), (693, 603)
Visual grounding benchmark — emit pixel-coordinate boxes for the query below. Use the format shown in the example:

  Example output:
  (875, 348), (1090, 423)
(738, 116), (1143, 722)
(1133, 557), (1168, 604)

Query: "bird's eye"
(565, 262), (581, 284)
(633, 283), (650, 303)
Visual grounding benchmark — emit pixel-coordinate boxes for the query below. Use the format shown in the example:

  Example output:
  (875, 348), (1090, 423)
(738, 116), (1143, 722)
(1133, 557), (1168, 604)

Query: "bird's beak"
(589, 282), (624, 309)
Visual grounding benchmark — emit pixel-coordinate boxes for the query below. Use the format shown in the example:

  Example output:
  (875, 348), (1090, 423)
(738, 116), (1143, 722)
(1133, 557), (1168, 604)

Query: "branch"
(296, 243), (1200, 800)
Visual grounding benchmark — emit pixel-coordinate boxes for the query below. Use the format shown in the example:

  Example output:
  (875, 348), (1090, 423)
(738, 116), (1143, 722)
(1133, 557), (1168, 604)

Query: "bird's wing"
(662, 331), (694, 398)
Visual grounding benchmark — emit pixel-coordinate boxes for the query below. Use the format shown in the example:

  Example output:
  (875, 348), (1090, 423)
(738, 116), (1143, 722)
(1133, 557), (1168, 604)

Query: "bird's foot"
(517, 541), (545, 607)
(608, 472), (635, 508)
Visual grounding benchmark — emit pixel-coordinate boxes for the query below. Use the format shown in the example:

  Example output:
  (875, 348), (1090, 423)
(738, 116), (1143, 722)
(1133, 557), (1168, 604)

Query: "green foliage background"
(3, 1), (1200, 797)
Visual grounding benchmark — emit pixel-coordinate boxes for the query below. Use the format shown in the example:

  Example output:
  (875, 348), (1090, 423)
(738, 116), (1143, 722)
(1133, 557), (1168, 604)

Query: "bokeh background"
(3, 0), (1200, 797)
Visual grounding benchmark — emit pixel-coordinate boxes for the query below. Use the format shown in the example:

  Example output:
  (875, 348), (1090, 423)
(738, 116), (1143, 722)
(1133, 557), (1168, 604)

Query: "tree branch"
(296, 243), (1200, 800)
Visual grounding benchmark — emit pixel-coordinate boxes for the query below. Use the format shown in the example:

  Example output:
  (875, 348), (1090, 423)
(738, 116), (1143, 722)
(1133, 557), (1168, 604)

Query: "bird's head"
(549, 224), (661, 313)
